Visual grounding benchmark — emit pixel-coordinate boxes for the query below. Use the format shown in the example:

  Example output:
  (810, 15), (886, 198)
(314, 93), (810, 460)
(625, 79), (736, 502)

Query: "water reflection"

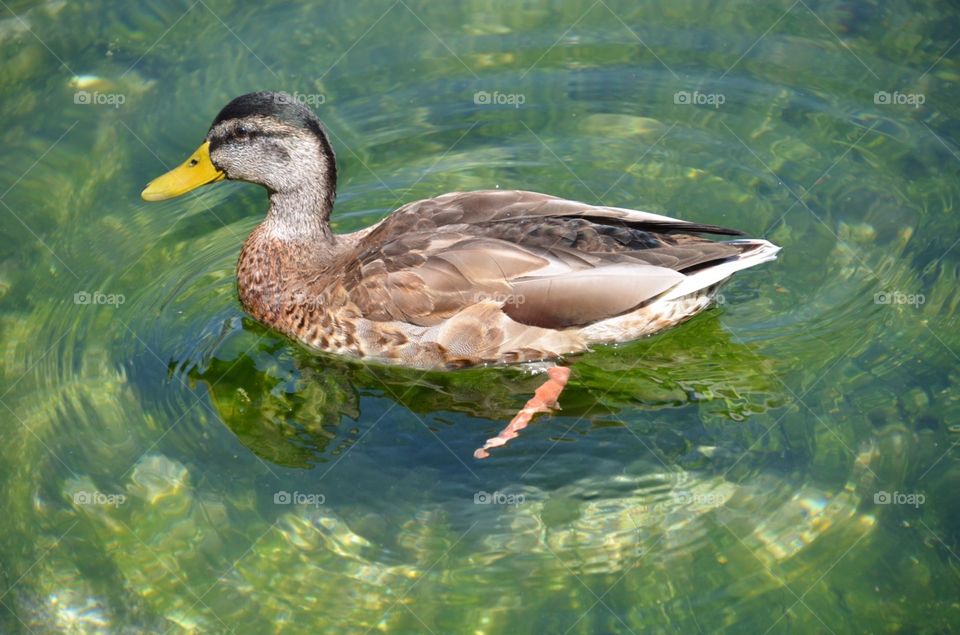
(2, 0), (959, 631)
(182, 312), (788, 468)
(48, 428), (890, 634)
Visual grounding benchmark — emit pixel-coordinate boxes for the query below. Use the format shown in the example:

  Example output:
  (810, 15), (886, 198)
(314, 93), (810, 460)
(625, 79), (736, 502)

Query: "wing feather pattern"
(342, 190), (756, 329)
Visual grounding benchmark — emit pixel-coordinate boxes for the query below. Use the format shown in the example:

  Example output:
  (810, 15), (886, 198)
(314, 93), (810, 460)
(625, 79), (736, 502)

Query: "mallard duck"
(142, 91), (780, 457)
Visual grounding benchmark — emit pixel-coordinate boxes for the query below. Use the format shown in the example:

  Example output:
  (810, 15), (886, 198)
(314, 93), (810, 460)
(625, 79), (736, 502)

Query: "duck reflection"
(183, 311), (786, 468)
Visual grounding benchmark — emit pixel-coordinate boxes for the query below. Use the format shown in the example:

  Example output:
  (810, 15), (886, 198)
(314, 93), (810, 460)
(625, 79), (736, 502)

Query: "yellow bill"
(141, 141), (225, 201)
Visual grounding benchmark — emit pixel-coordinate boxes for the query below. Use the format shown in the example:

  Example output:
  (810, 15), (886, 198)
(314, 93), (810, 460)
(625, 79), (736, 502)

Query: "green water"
(1, 0), (959, 632)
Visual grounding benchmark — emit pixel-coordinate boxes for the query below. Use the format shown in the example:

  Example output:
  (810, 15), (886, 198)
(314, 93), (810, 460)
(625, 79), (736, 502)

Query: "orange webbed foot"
(474, 366), (572, 459)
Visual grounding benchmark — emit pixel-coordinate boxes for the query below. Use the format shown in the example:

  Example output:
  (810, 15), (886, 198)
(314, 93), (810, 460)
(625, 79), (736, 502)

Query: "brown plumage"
(142, 92), (781, 371)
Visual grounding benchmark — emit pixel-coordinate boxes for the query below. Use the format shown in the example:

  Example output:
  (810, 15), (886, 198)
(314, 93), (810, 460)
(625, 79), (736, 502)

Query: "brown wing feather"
(364, 190), (747, 240)
(343, 190), (746, 329)
(505, 264), (684, 328)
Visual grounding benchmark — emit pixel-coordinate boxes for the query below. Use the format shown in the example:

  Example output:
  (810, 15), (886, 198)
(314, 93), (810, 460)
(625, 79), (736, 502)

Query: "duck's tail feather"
(659, 239), (781, 302)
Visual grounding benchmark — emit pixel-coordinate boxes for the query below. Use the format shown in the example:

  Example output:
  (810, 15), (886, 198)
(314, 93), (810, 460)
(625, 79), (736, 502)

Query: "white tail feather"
(659, 239), (781, 302)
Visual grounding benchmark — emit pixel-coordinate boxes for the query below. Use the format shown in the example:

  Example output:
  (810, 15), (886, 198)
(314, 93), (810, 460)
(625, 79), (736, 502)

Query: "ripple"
(1, 0), (958, 632)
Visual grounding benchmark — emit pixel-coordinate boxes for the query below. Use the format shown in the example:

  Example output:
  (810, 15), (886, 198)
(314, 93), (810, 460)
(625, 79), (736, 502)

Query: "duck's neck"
(237, 182), (339, 324)
(262, 184), (335, 244)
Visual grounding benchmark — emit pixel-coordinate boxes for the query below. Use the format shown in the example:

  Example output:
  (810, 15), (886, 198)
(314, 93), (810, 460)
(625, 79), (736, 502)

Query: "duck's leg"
(474, 366), (571, 459)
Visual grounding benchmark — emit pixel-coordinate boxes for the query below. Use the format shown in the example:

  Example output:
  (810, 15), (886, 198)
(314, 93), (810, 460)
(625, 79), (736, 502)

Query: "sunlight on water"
(1, 0), (959, 632)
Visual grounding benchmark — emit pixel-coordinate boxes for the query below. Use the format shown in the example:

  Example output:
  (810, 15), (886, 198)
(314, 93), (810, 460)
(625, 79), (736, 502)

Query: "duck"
(141, 91), (780, 458)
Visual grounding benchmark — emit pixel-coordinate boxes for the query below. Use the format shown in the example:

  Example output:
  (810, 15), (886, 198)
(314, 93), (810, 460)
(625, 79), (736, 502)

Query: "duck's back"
(306, 190), (780, 368)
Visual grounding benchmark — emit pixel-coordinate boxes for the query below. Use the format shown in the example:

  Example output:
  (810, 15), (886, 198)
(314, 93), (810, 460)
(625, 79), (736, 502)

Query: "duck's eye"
(236, 124), (250, 137)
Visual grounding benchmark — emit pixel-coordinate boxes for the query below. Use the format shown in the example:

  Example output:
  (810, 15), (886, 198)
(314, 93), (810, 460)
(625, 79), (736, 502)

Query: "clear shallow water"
(1, 0), (959, 632)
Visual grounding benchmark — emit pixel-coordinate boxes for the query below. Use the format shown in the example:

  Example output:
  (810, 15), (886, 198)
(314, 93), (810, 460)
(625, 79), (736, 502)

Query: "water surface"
(1, 0), (959, 632)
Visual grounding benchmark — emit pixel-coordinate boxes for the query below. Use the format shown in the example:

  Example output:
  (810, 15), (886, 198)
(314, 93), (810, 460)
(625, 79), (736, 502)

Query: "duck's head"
(141, 91), (337, 214)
